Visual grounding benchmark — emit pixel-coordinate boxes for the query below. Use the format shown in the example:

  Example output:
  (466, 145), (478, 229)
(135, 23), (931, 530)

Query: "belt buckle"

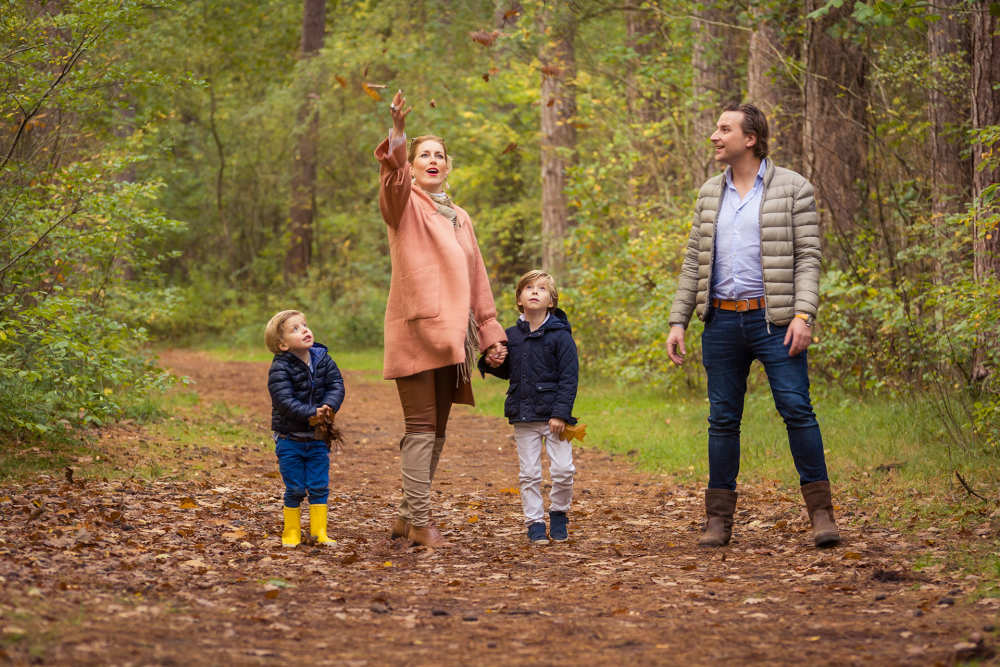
(737, 298), (750, 312)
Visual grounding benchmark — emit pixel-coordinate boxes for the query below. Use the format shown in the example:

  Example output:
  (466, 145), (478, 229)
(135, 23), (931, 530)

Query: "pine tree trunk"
(928, 0), (972, 224)
(971, 1), (1000, 382)
(692, 1), (746, 179)
(538, 3), (576, 275)
(285, 0), (326, 278)
(803, 0), (868, 262)
(747, 6), (803, 173)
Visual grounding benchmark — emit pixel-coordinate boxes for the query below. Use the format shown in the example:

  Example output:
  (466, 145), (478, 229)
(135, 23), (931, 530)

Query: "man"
(665, 103), (840, 549)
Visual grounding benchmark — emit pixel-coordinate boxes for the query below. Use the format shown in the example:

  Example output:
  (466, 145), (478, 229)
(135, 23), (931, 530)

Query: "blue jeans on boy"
(701, 308), (829, 491)
(275, 438), (330, 507)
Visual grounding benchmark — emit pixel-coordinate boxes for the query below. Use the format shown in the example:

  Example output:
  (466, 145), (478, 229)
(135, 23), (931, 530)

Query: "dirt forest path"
(0, 350), (995, 665)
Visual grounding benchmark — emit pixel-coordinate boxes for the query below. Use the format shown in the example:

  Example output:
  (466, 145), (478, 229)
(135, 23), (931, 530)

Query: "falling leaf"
(469, 30), (500, 47)
(361, 83), (383, 101)
(482, 72), (490, 82)
(335, 75), (347, 88)
(546, 98), (556, 107)
(540, 64), (562, 77)
(429, 99), (437, 108)
(500, 143), (517, 156)
(503, 8), (520, 20)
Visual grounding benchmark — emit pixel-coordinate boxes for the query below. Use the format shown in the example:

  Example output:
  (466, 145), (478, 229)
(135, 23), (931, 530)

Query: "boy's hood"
(273, 342), (328, 366)
(517, 308), (571, 334)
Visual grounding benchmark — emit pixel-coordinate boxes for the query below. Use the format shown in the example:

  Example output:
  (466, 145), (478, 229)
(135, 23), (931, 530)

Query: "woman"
(375, 90), (507, 547)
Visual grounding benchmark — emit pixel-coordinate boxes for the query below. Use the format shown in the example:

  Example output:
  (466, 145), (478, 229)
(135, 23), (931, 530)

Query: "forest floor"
(0, 349), (997, 665)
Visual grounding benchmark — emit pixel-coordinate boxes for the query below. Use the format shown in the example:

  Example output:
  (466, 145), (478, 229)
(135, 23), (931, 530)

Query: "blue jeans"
(275, 438), (330, 507)
(701, 308), (829, 490)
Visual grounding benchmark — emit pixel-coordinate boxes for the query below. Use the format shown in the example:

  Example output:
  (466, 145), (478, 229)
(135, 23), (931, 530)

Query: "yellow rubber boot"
(309, 504), (336, 546)
(281, 506), (301, 548)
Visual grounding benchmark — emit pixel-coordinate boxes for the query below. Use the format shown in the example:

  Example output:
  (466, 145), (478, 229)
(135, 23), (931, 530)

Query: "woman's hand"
(390, 89), (411, 135)
(484, 342), (507, 367)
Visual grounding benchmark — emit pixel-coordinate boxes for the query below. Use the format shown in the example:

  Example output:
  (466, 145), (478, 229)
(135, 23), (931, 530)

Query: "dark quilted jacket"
(478, 308), (578, 425)
(268, 343), (345, 435)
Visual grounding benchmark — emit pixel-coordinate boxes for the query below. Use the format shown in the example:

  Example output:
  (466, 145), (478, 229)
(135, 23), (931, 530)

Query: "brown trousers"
(394, 366), (471, 526)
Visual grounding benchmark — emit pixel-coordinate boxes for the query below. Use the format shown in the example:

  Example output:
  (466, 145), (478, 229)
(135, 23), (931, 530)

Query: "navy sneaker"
(527, 522), (549, 544)
(549, 511), (568, 541)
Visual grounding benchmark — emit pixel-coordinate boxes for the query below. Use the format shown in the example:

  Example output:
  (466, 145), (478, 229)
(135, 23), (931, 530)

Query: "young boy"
(480, 270), (579, 544)
(265, 310), (345, 547)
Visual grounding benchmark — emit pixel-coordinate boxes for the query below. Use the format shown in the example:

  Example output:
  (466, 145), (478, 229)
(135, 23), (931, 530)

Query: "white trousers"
(513, 422), (575, 525)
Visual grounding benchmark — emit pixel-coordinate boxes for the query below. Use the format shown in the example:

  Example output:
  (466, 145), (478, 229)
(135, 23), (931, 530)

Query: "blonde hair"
(515, 270), (558, 313)
(264, 310), (303, 354)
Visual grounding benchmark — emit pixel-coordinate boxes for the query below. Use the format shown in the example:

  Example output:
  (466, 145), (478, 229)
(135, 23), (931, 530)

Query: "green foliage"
(1, 1), (185, 439)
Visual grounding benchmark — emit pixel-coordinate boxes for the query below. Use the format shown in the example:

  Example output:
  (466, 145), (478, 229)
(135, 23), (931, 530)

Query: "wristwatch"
(794, 313), (814, 327)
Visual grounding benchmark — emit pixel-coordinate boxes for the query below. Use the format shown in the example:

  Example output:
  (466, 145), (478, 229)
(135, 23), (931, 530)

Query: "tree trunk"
(538, 2), (576, 275)
(971, 1), (1000, 382)
(928, 0), (972, 224)
(285, 0), (326, 278)
(972, 2), (1000, 284)
(803, 0), (868, 263)
(625, 5), (665, 208)
(747, 5), (803, 173)
(692, 0), (746, 175)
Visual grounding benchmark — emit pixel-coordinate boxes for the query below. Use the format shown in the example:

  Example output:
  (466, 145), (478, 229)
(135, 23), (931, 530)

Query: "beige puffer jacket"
(668, 160), (821, 328)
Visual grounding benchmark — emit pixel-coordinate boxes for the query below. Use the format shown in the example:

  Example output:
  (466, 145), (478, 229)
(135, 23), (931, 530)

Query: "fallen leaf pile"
(0, 350), (994, 665)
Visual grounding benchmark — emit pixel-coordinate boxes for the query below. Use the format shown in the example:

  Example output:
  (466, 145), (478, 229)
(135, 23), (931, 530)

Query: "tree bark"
(928, 0), (972, 224)
(972, 1), (1000, 284)
(285, 0), (326, 278)
(803, 0), (868, 262)
(747, 5), (803, 173)
(971, 1), (1000, 382)
(692, 0), (746, 173)
(625, 5), (665, 207)
(538, 2), (576, 275)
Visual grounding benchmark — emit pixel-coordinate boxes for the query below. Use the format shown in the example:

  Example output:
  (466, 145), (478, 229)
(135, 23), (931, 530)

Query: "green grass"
(472, 364), (998, 493)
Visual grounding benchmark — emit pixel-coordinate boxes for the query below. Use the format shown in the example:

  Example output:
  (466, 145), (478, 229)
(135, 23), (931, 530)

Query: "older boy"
(265, 310), (345, 547)
(480, 270), (579, 544)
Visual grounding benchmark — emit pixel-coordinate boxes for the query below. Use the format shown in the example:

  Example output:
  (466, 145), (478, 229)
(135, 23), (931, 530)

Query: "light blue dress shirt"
(711, 159), (767, 300)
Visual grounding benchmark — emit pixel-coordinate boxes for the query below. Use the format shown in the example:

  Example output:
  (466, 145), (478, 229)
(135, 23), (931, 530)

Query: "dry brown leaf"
(178, 497), (197, 509)
(361, 82), (383, 101)
(334, 75), (347, 88)
(469, 30), (500, 47)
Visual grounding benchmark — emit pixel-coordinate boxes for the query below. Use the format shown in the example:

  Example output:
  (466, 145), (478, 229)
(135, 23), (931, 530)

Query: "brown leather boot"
(697, 489), (738, 547)
(407, 522), (450, 548)
(801, 481), (841, 547)
(391, 517), (411, 539)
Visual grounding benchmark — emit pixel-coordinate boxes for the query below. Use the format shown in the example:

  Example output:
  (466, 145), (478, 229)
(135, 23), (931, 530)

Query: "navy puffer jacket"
(478, 308), (578, 425)
(268, 343), (345, 435)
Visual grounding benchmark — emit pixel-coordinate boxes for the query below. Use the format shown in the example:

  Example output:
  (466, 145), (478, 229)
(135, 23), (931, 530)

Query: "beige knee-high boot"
(429, 436), (445, 481)
(399, 432), (448, 547)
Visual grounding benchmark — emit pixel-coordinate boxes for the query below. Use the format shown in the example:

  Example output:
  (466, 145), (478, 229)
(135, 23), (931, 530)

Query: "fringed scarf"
(427, 190), (477, 386)
(427, 190), (460, 228)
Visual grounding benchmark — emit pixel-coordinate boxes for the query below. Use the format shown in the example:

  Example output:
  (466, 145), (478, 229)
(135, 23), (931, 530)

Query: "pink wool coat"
(375, 135), (506, 382)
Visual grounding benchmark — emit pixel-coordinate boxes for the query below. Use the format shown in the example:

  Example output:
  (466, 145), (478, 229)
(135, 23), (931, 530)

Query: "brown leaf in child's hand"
(563, 423), (587, 442)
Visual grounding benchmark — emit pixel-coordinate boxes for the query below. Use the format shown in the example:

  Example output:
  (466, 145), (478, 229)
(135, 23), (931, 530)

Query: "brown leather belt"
(712, 297), (765, 311)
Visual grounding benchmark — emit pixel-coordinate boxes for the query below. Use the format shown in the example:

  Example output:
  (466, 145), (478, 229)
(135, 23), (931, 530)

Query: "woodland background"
(1, 0), (998, 456)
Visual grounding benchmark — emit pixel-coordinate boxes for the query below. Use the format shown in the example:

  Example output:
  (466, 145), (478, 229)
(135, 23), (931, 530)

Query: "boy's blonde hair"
(515, 270), (558, 313)
(265, 310), (304, 354)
